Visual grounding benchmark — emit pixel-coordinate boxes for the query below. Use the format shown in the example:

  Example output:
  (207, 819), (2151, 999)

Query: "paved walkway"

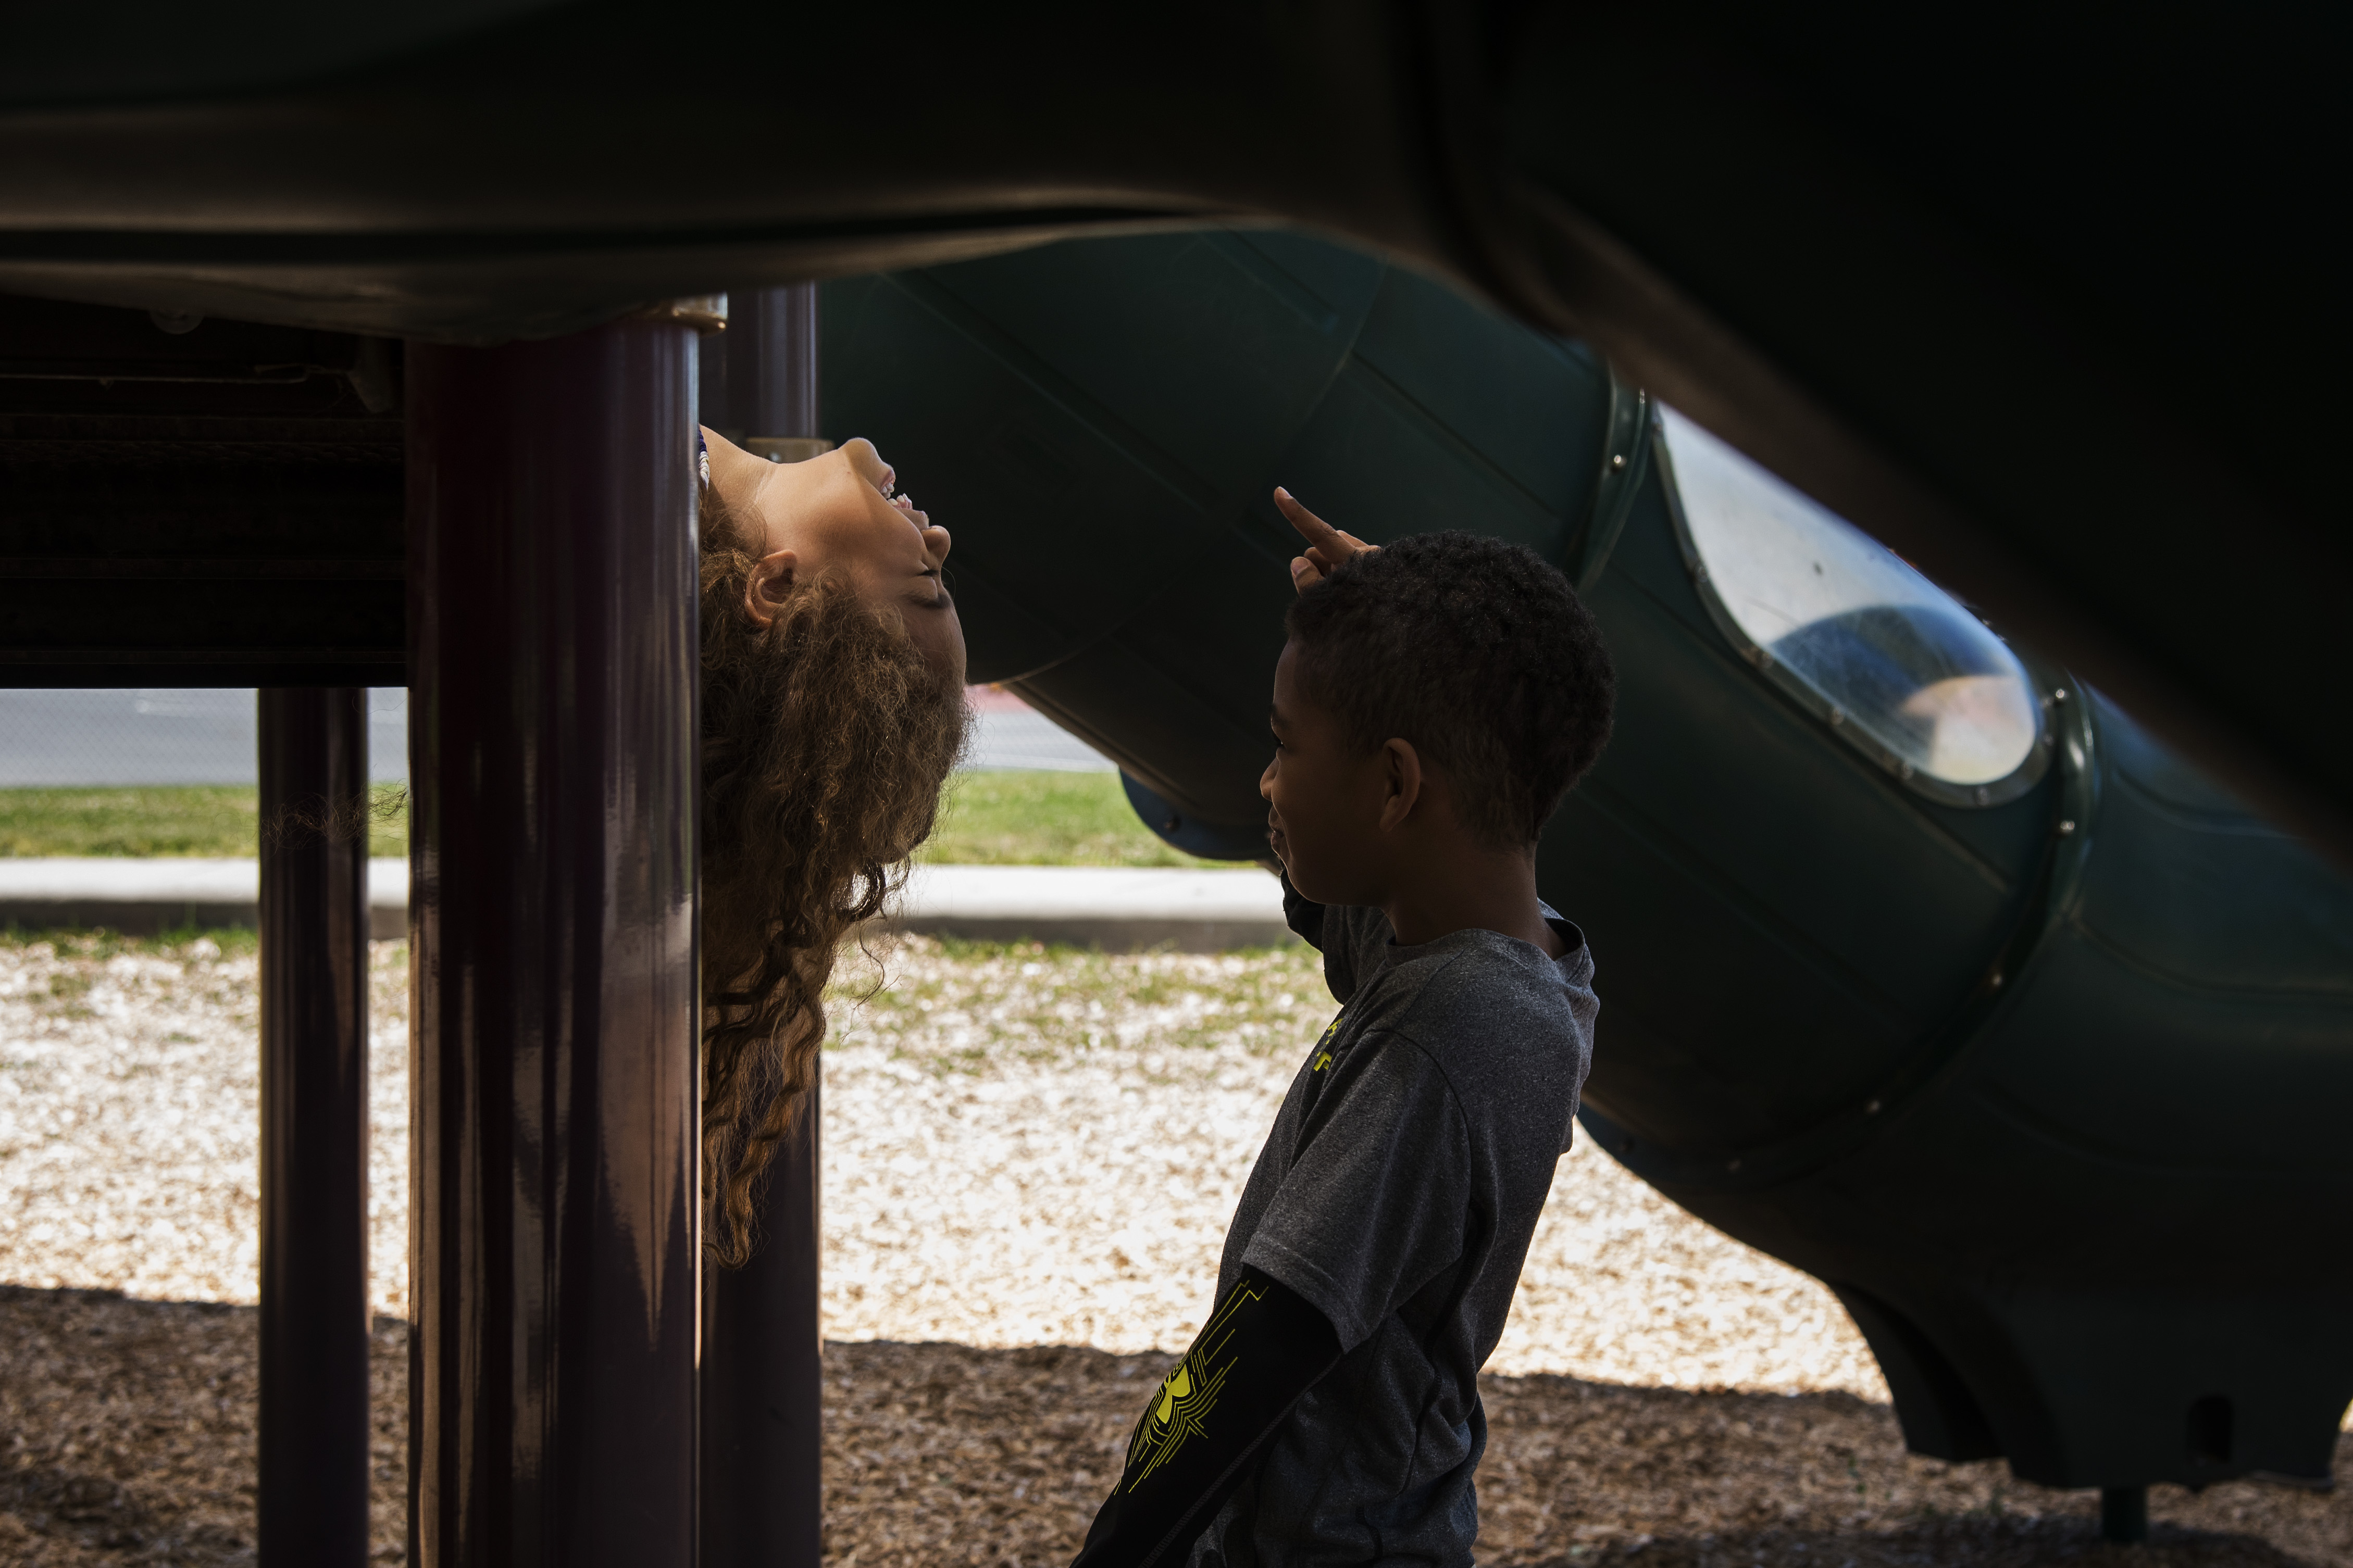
(0, 859), (1287, 950)
(0, 687), (1111, 785)
(0, 689), (409, 786)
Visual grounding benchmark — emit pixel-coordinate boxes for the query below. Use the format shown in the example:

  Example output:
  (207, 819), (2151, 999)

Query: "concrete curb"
(0, 859), (1294, 952)
(879, 864), (1293, 952)
(0, 858), (412, 941)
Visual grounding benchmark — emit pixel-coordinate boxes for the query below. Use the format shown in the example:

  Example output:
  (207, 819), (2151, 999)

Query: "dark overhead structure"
(0, 295), (403, 687)
(825, 229), (2353, 1513)
(0, 3), (2345, 1561)
(0, 1), (2343, 860)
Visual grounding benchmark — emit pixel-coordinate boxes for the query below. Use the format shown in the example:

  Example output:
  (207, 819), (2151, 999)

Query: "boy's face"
(1261, 639), (1395, 906)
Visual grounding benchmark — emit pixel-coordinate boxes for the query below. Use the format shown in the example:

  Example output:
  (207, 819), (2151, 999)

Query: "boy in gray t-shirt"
(1073, 490), (1615, 1568)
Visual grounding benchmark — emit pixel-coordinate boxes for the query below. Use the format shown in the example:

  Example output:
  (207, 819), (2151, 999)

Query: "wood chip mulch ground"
(4, 933), (2348, 1565)
(3, 1288), (2345, 1567)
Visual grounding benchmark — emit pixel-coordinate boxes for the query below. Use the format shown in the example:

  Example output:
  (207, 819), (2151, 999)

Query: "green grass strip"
(0, 923), (264, 959)
(0, 771), (1244, 868)
(0, 785), (409, 859)
(919, 771), (1249, 868)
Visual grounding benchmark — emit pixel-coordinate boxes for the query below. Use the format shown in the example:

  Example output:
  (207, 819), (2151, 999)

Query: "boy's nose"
(1259, 757), (1277, 798)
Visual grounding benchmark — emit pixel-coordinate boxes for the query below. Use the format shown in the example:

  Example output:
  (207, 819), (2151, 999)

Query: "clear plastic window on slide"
(1655, 405), (2047, 805)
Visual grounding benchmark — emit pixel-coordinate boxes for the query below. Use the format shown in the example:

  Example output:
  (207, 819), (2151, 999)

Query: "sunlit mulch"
(1, 931), (1890, 1397)
(815, 936), (1887, 1396)
(0, 932), (409, 1313)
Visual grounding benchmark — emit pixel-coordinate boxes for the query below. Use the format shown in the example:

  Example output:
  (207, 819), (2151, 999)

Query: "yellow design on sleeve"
(1123, 1283), (1262, 1489)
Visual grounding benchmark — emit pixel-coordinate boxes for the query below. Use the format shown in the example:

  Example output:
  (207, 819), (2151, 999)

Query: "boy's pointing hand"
(1275, 487), (1375, 594)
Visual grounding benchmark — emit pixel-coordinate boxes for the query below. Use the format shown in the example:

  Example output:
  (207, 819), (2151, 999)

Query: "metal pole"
(740, 284), (820, 446)
(700, 282), (824, 1568)
(700, 1087), (822, 1568)
(2101, 1484), (2149, 1544)
(257, 685), (372, 1566)
(405, 317), (702, 1568)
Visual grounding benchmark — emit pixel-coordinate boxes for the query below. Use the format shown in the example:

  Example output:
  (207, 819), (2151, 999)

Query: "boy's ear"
(744, 549), (798, 627)
(1377, 737), (1424, 833)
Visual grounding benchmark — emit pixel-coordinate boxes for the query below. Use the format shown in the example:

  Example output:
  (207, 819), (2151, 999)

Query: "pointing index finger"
(1274, 486), (1351, 560)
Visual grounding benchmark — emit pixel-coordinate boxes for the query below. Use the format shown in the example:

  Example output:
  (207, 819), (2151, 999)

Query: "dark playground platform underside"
(0, 294), (404, 691)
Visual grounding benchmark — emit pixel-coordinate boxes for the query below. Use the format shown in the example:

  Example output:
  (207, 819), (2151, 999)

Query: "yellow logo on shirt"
(1311, 1009), (1342, 1072)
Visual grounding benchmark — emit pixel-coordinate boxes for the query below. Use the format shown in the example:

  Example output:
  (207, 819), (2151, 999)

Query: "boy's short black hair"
(1285, 532), (1614, 848)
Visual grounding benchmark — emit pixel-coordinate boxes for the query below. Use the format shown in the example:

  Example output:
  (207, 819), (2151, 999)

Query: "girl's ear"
(744, 549), (798, 627)
(1377, 737), (1424, 833)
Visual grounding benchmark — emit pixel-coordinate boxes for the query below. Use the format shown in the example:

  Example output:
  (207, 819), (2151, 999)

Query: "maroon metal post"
(405, 318), (701, 1568)
(257, 685), (372, 1565)
(745, 283), (821, 445)
(700, 1088), (821, 1568)
(700, 282), (824, 1568)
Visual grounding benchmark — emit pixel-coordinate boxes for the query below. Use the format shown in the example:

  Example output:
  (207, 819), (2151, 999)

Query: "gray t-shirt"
(1187, 890), (1598, 1568)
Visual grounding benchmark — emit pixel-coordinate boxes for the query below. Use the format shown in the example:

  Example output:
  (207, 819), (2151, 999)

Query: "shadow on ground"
(3, 1289), (2343, 1566)
(0, 1284), (407, 1565)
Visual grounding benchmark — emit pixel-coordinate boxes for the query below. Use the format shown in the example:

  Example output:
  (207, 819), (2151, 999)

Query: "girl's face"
(704, 428), (966, 685)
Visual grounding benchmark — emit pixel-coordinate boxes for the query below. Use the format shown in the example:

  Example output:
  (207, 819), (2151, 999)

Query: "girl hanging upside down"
(694, 428), (968, 1264)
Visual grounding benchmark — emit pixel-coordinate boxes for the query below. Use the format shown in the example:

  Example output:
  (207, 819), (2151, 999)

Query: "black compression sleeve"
(1070, 1268), (1342, 1568)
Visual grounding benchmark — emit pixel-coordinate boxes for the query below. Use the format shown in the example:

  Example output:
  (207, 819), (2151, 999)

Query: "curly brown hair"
(699, 480), (966, 1266)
